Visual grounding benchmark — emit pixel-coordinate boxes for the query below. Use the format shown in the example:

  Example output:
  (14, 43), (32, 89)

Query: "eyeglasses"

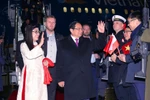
(74, 28), (83, 31)
(124, 30), (132, 33)
(32, 30), (40, 34)
(128, 18), (137, 24)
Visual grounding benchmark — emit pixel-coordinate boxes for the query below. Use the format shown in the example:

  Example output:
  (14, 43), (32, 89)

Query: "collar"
(131, 23), (143, 40)
(33, 41), (38, 46)
(46, 30), (55, 37)
(70, 35), (79, 43)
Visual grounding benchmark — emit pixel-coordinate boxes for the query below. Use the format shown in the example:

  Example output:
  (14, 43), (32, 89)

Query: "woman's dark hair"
(126, 26), (132, 31)
(25, 24), (39, 50)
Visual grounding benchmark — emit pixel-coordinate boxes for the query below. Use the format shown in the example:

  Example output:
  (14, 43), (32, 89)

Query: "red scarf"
(42, 58), (54, 84)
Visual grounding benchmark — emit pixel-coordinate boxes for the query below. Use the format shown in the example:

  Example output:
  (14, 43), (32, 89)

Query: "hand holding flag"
(103, 34), (119, 55)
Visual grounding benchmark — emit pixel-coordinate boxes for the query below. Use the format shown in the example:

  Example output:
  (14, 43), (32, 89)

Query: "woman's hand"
(111, 53), (117, 62)
(43, 60), (49, 67)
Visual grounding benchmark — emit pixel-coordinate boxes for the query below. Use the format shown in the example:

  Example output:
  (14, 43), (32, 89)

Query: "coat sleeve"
(16, 41), (24, 70)
(56, 42), (64, 82)
(20, 43), (43, 60)
(0, 56), (4, 65)
(93, 33), (106, 51)
(115, 58), (126, 65)
(125, 54), (134, 63)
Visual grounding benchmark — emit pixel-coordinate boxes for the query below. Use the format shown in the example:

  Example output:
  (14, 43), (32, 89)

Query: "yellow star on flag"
(125, 45), (130, 51)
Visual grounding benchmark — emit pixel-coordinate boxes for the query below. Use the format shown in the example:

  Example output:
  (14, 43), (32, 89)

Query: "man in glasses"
(56, 21), (106, 100)
(118, 11), (146, 100)
(111, 26), (139, 100)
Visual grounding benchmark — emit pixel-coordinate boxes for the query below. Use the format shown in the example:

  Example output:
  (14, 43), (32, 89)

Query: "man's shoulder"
(59, 36), (68, 43)
(55, 32), (64, 39)
(117, 30), (124, 36)
(17, 40), (25, 45)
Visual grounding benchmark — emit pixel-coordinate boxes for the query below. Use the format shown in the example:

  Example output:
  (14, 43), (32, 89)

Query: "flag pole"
(117, 48), (120, 55)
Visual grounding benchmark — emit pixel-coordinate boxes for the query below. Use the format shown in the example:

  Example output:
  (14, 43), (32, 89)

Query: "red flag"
(121, 40), (132, 54)
(103, 34), (119, 55)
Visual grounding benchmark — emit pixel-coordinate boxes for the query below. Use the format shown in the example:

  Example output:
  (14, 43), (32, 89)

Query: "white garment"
(46, 33), (57, 63)
(17, 42), (48, 100)
(91, 54), (96, 63)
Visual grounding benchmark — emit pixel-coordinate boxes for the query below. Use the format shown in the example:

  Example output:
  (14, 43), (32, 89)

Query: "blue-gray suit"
(125, 24), (145, 100)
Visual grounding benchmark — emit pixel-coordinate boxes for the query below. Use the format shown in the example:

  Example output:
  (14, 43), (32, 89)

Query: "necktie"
(75, 38), (79, 47)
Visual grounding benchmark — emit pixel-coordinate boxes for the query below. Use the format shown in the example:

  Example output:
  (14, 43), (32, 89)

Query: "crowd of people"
(0, 9), (149, 100)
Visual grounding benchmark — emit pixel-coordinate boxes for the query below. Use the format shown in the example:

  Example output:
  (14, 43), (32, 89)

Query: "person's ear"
(70, 28), (73, 33)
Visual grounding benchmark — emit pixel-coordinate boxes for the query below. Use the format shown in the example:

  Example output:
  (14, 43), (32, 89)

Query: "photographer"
(118, 11), (145, 100)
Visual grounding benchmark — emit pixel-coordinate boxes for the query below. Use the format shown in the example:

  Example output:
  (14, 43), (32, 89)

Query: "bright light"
(70, 7), (74, 13)
(91, 8), (95, 13)
(85, 7), (88, 13)
(63, 7), (67, 13)
(105, 8), (109, 14)
(111, 9), (115, 14)
(78, 7), (82, 13)
(124, 9), (128, 14)
(98, 8), (102, 14)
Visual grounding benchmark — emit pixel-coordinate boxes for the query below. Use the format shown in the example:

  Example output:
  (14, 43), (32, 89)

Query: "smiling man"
(56, 21), (106, 100)
(118, 11), (145, 100)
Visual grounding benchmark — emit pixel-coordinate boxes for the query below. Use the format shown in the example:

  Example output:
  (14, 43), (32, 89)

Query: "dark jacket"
(42, 31), (63, 80)
(125, 24), (145, 83)
(108, 30), (125, 83)
(16, 40), (25, 71)
(56, 34), (106, 100)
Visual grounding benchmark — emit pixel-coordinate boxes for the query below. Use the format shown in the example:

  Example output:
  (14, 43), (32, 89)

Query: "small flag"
(103, 34), (119, 55)
(121, 40), (132, 54)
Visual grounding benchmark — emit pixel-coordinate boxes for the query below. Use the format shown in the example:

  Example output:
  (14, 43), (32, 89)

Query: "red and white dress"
(17, 42), (48, 100)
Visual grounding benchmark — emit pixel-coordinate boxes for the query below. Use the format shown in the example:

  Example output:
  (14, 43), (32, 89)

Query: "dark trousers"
(47, 79), (57, 100)
(47, 67), (57, 100)
(133, 83), (145, 100)
(113, 83), (138, 100)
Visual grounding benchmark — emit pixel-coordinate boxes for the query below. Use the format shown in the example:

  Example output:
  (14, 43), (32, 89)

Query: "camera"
(130, 49), (142, 63)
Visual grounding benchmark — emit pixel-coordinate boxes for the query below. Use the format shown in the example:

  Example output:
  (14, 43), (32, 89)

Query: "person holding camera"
(111, 26), (139, 100)
(118, 11), (145, 100)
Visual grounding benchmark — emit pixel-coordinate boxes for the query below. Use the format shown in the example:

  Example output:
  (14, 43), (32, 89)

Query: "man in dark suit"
(118, 11), (145, 100)
(56, 21), (106, 100)
(82, 24), (107, 100)
(42, 15), (63, 100)
(111, 26), (138, 100)
(108, 15), (126, 84)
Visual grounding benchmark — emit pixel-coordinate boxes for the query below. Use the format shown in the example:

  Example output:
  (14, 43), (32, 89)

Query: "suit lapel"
(68, 36), (79, 48)
(55, 33), (60, 48)
(68, 36), (86, 56)
(43, 31), (48, 57)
